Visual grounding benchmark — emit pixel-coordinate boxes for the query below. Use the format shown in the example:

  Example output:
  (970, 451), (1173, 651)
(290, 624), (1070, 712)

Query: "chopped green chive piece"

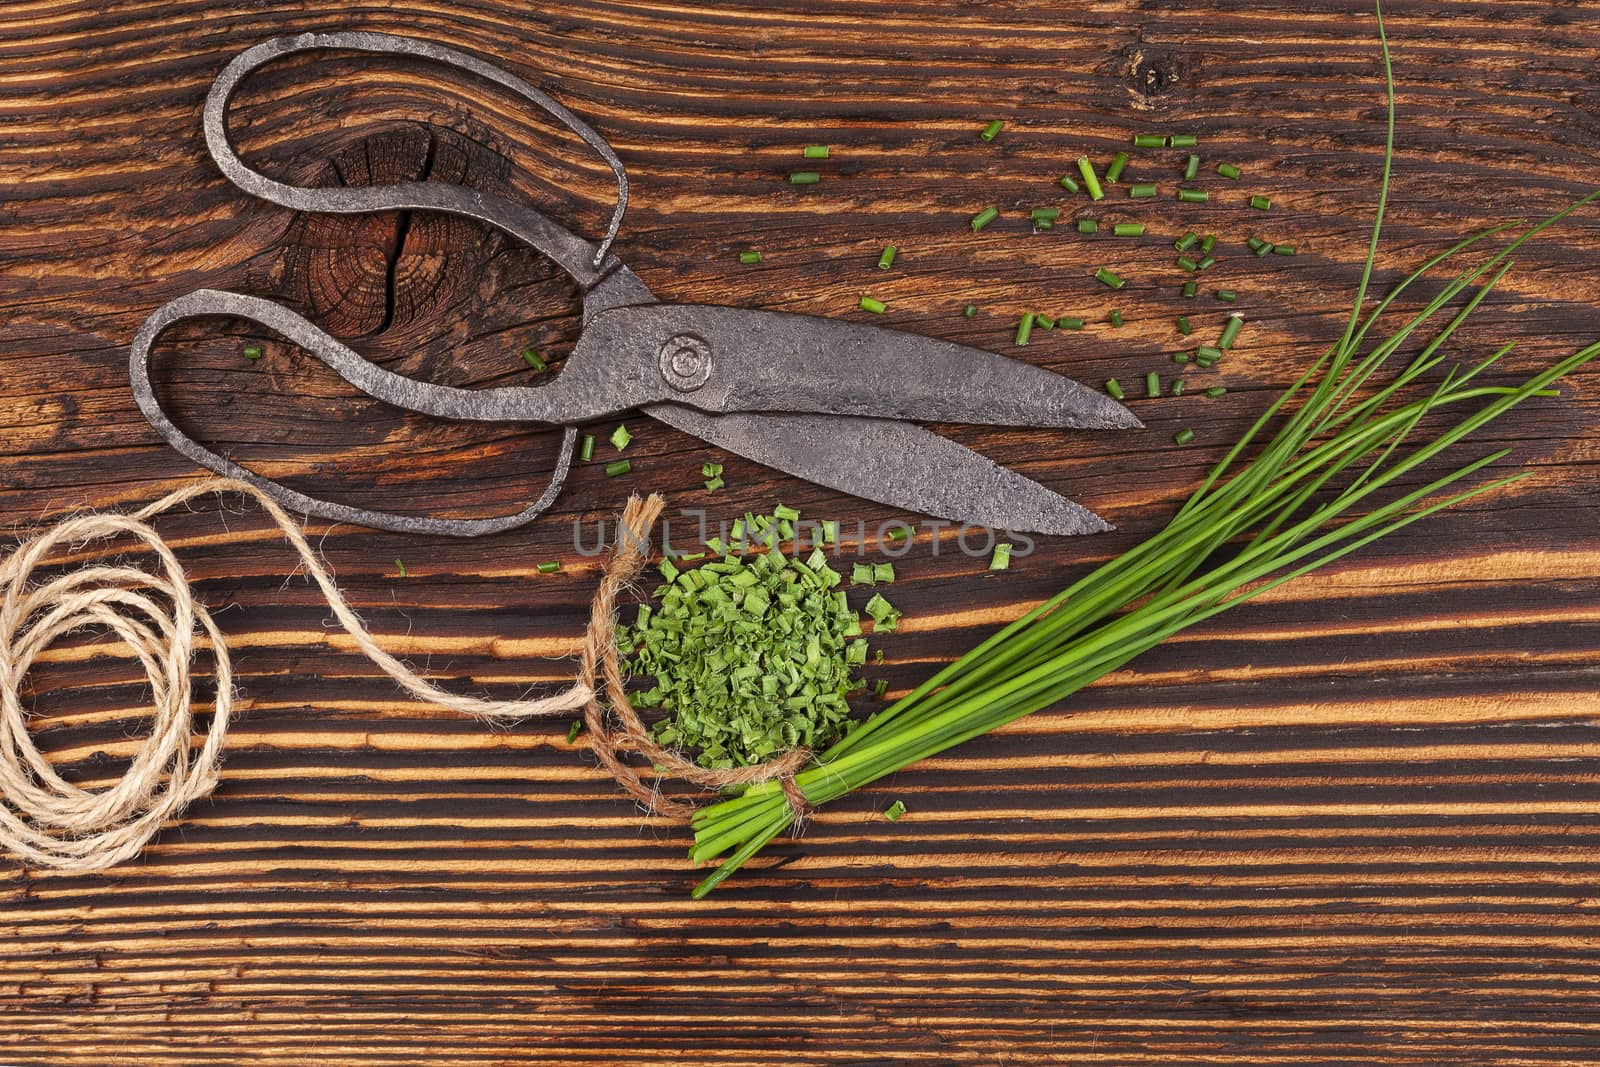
(1196, 255), (1217, 271)
(877, 244), (898, 270)
(1200, 234), (1217, 255)
(1145, 371), (1160, 398)
(1254, 241), (1275, 258)
(803, 145), (830, 159)
(1196, 345), (1223, 359)
(1177, 315), (1192, 335)
(1077, 218), (1098, 234)
(702, 462), (725, 492)
(1133, 134), (1166, 148)
(1128, 183), (1158, 199)
(990, 542), (1012, 571)
(521, 348), (548, 371)
(864, 592), (900, 630)
(1035, 314), (1056, 330)
(980, 119), (1004, 142)
(851, 562), (875, 585)
(821, 520), (839, 545)
(886, 527), (909, 543)
(1173, 427), (1195, 445)
(1204, 385), (1227, 397)
(1171, 378), (1186, 396)
(1183, 154), (1200, 180)
(1273, 244), (1297, 255)
(963, 304), (978, 318)
(1058, 317), (1084, 330)
(1076, 157), (1105, 201)
(1105, 151), (1129, 183)
(604, 459), (631, 477)
(773, 503), (801, 522)
(970, 205), (999, 231)
(860, 296), (887, 314)
(537, 560), (561, 575)
(394, 558), (406, 578)
(1168, 134), (1197, 148)
(1108, 309), (1124, 328)
(1030, 207), (1061, 222)
(610, 424), (632, 452)
(1218, 315), (1244, 350)
(873, 562), (895, 584)
(738, 251), (762, 265)
(1104, 378), (1125, 400)
(1181, 281), (1197, 298)
(1034, 217), (1052, 231)
(1217, 289), (1237, 303)
(579, 434), (595, 462)
(883, 799), (907, 821)
(1058, 173), (1081, 193)
(789, 171), (820, 185)
(566, 720), (584, 743)
(1015, 313), (1034, 346)
(1113, 222), (1145, 237)
(1250, 194), (1272, 210)
(1172, 350), (1191, 364)
(873, 679), (889, 699)
(1177, 256), (1199, 272)
(1175, 230), (1199, 252)
(1216, 162), (1241, 180)
(1094, 267), (1125, 289)
(243, 345), (263, 361)
(1195, 355), (1217, 369)
(1177, 188), (1208, 204)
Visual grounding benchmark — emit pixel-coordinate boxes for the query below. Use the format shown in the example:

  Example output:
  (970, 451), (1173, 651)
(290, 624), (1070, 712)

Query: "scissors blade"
(575, 304), (1140, 430)
(648, 404), (1112, 536)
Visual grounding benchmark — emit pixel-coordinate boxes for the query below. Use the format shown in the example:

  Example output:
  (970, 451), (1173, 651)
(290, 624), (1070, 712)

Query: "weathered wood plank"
(3, 0), (1600, 1063)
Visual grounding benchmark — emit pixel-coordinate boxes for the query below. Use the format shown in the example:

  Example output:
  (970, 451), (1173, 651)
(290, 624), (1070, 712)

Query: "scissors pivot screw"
(658, 333), (713, 392)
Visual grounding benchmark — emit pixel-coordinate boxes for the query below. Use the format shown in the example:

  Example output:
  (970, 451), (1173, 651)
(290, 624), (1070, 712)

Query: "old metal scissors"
(130, 32), (1139, 538)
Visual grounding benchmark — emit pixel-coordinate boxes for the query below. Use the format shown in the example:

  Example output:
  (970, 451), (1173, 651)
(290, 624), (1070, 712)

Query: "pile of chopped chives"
(616, 505), (901, 769)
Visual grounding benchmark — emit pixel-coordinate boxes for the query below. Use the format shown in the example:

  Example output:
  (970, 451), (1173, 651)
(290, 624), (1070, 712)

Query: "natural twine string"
(0, 478), (808, 873)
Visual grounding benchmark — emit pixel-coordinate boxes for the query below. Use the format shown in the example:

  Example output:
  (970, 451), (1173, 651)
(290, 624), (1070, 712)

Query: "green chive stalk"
(687, 3), (1600, 897)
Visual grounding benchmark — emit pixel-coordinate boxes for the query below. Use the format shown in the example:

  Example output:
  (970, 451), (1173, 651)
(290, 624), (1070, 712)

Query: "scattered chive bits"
(521, 348), (548, 371)
(1177, 188), (1208, 204)
(610, 424), (632, 452)
(970, 206), (999, 232)
(1197, 255), (1217, 271)
(738, 251), (762, 265)
(1133, 134), (1166, 148)
(616, 505), (897, 769)
(1129, 183), (1158, 199)
(1171, 378), (1186, 396)
(1113, 222), (1145, 237)
(1200, 234), (1217, 255)
(1145, 371), (1160, 398)
(979, 119), (1004, 142)
(1104, 378), (1125, 400)
(860, 296), (886, 314)
(883, 799), (908, 821)
(537, 560), (561, 574)
(1177, 315), (1192, 335)
(243, 345), (263, 361)
(702, 461), (725, 492)
(1105, 151), (1129, 183)
(604, 459), (631, 477)
(1273, 244), (1297, 256)
(566, 720), (584, 743)
(1182, 281), (1198, 298)
(1175, 230), (1198, 251)
(1183, 154), (1200, 181)
(579, 434), (595, 462)
(1077, 218), (1098, 234)
(1058, 317), (1084, 331)
(1168, 133), (1198, 148)
(1219, 315), (1244, 349)
(1217, 162), (1241, 180)
(1076, 157), (1105, 201)
(877, 244), (897, 270)
(873, 679), (890, 699)
(1177, 256), (1199, 272)
(1217, 289), (1237, 303)
(803, 145), (830, 159)
(789, 171), (820, 185)
(1108, 309), (1124, 328)
(394, 558), (406, 578)
(1058, 173), (1081, 193)
(1250, 194), (1272, 210)
(1205, 385), (1227, 397)
(963, 304), (978, 318)
(1015, 313), (1034, 346)
(989, 542), (1013, 571)
(1173, 427), (1196, 445)
(1173, 350), (1191, 364)
(1094, 267), (1125, 289)
(1030, 207), (1061, 223)
(1035, 314), (1056, 330)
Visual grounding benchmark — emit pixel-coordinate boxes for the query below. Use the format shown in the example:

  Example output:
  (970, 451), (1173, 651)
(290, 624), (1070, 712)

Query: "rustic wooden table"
(4, 1), (1600, 1062)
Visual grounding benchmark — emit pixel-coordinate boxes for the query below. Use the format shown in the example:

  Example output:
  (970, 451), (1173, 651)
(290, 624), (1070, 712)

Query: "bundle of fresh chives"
(683, 5), (1600, 897)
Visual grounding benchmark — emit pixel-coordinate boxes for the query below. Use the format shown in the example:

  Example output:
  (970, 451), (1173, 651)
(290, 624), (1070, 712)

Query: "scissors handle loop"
(130, 290), (577, 537)
(204, 31), (628, 284)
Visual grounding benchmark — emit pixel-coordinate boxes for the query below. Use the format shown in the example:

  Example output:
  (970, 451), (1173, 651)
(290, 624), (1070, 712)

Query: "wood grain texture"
(3, 0), (1600, 1063)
